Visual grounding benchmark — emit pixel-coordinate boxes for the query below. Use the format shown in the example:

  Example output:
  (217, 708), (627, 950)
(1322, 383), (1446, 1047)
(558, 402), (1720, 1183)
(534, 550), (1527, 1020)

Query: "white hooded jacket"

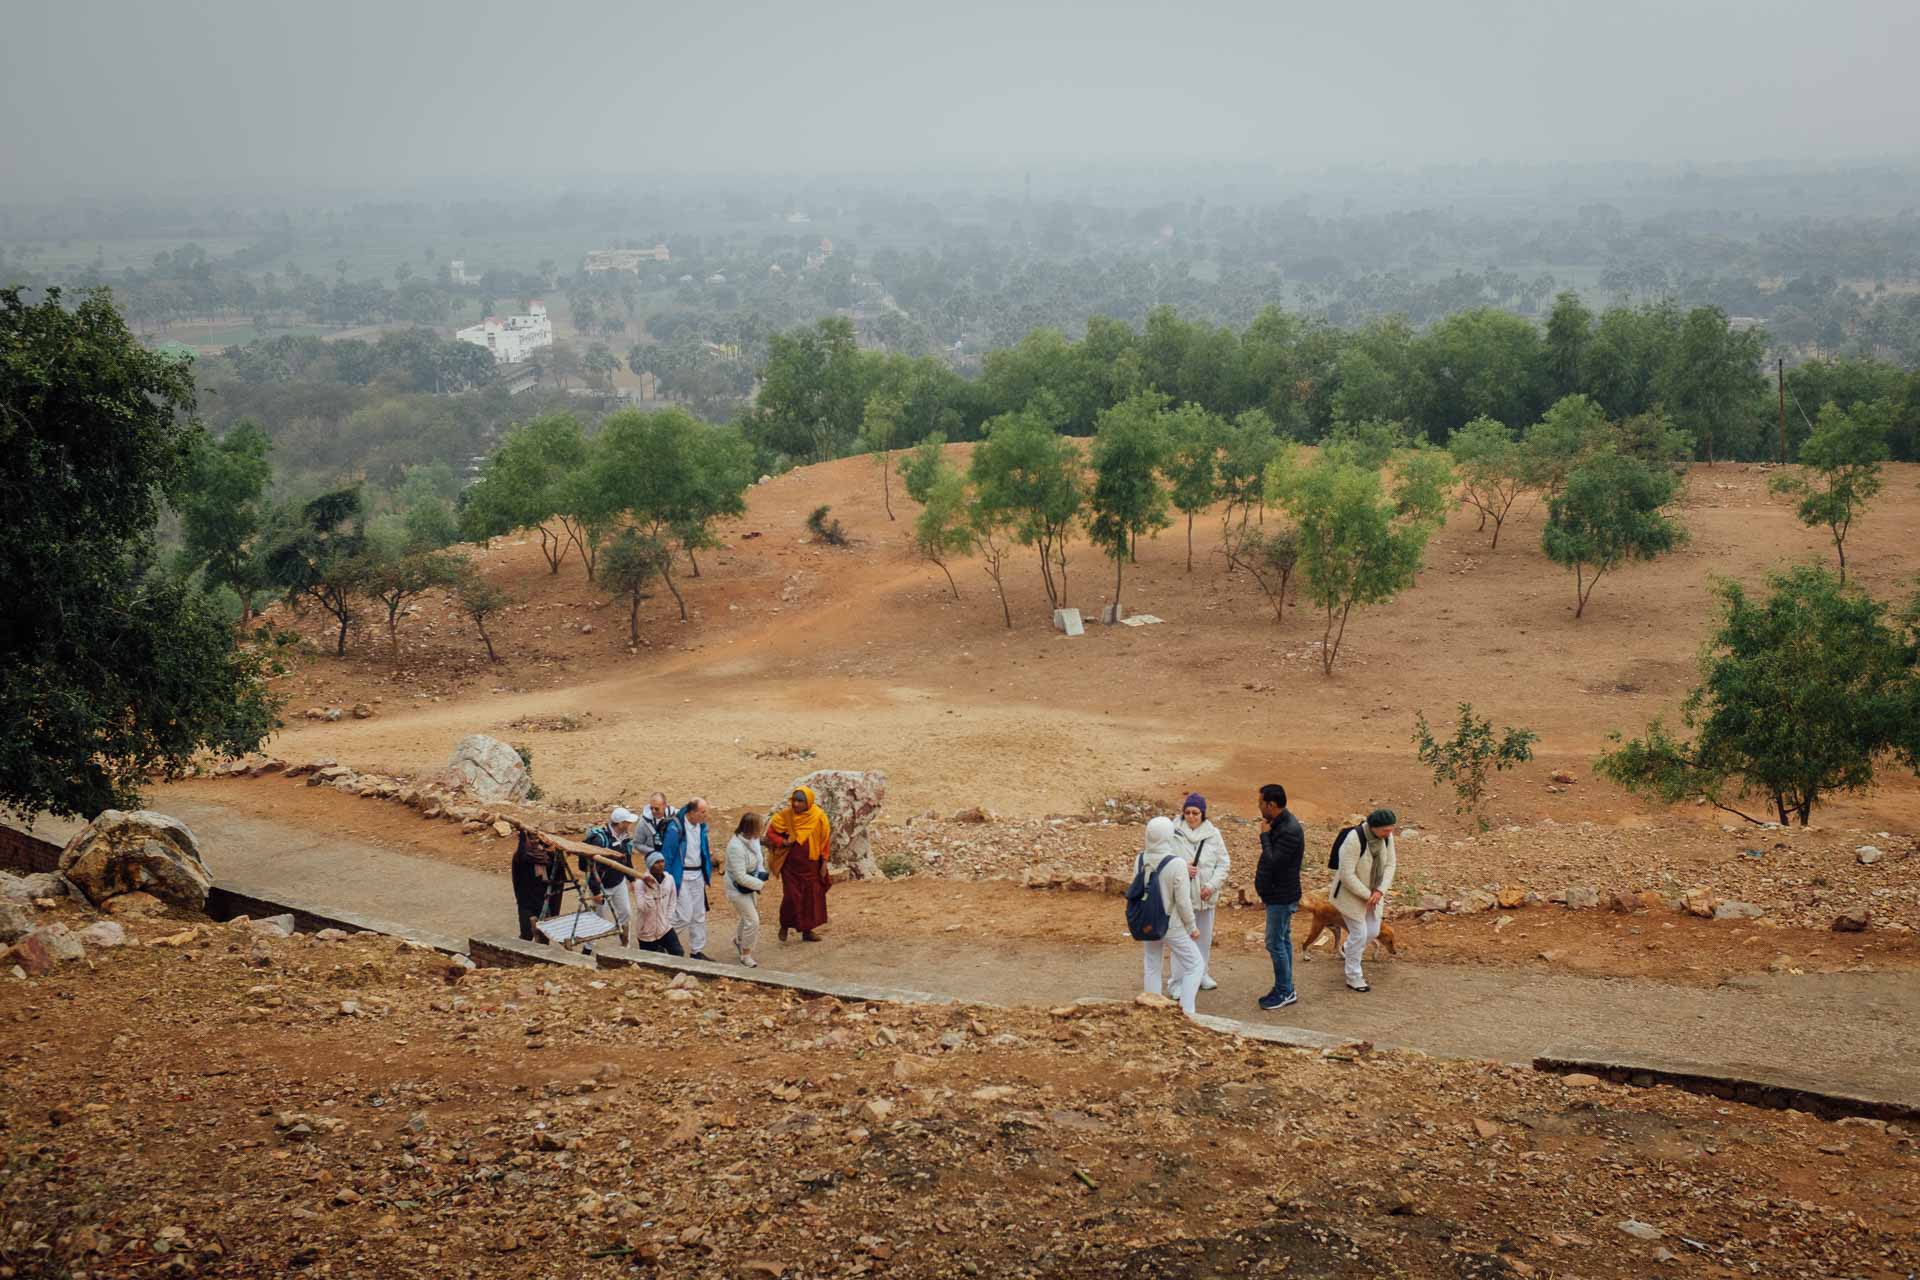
(1134, 816), (1198, 938)
(1172, 818), (1230, 903)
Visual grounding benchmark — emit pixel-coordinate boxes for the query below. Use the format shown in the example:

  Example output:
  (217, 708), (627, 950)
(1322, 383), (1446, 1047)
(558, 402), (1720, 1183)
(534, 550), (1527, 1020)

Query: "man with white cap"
(584, 807), (640, 945)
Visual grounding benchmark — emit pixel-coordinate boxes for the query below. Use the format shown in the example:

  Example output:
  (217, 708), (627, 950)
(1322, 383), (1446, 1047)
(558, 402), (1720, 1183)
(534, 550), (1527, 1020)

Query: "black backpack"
(1327, 824), (1365, 872)
(1125, 855), (1182, 941)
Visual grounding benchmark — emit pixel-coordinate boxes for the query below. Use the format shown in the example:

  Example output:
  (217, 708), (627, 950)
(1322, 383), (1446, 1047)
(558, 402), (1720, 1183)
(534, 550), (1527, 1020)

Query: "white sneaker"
(1198, 975), (1219, 991)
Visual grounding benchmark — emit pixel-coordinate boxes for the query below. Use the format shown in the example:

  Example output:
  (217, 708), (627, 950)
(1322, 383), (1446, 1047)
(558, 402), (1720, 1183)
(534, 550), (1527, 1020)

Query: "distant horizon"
(6, 0), (1917, 198)
(9, 153), (1920, 214)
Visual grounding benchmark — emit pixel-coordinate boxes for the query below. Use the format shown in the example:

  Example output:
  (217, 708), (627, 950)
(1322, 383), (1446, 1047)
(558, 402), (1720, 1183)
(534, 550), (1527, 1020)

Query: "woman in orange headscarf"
(766, 785), (831, 942)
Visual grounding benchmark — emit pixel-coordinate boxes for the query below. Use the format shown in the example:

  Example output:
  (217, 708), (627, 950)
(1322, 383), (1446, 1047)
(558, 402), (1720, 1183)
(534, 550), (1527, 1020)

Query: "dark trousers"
(1264, 902), (1298, 999)
(512, 855), (563, 942)
(632, 932), (685, 957)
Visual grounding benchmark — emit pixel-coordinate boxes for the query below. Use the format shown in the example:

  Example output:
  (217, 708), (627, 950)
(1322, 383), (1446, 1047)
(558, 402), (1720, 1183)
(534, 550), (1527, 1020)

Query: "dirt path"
(39, 796), (1918, 1108)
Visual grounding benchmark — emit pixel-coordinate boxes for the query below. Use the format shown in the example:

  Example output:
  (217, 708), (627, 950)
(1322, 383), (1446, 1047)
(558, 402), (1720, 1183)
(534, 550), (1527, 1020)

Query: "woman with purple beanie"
(1173, 792), (1230, 992)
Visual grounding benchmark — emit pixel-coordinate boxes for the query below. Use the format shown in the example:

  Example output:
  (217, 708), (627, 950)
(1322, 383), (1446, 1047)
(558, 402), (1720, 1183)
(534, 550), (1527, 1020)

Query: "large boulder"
(791, 769), (888, 880)
(442, 735), (532, 803)
(58, 810), (213, 912)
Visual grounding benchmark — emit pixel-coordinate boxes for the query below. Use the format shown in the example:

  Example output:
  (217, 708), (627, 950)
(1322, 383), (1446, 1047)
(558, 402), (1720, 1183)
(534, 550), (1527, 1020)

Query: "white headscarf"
(1143, 815), (1179, 861)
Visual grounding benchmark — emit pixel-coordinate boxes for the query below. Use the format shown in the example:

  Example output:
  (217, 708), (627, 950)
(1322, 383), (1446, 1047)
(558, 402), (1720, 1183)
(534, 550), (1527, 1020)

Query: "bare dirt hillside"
(263, 453), (1920, 834)
(3, 919), (1914, 1279)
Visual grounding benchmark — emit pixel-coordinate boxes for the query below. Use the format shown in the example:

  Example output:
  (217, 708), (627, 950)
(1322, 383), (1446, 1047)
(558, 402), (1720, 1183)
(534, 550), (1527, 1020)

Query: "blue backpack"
(1125, 854), (1181, 941)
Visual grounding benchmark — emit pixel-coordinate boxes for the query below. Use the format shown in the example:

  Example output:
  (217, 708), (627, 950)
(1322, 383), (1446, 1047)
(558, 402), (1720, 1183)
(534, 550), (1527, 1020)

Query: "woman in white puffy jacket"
(1174, 793), (1230, 991)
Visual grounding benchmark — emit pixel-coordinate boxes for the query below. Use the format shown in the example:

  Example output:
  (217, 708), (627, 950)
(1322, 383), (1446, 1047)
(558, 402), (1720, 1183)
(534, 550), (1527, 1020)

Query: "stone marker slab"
(1120, 614), (1165, 627)
(1100, 603), (1125, 625)
(1052, 608), (1084, 636)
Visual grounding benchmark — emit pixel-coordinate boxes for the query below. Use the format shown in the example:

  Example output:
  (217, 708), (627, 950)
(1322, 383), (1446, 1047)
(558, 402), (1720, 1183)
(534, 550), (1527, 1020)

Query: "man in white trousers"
(1329, 808), (1398, 993)
(1135, 815), (1204, 1015)
(583, 807), (640, 946)
(660, 797), (714, 960)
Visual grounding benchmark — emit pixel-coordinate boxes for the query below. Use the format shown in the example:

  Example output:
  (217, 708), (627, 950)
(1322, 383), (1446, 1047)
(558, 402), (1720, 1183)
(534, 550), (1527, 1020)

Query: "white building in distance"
(584, 245), (670, 273)
(447, 259), (483, 286)
(455, 300), (552, 364)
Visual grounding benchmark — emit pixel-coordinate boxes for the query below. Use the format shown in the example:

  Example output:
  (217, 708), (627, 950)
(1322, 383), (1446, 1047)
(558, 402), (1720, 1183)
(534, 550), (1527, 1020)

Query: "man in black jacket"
(1254, 783), (1304, 1011)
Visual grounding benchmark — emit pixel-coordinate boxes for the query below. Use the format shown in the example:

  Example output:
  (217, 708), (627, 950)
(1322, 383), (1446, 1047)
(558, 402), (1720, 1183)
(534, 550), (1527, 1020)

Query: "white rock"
(78, 920), (127, 948)
(441, 735), (532, 803)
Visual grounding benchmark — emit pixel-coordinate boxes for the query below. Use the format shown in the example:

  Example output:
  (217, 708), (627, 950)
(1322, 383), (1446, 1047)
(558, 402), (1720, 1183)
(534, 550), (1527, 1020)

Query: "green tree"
(451, 565), (513, 663)
(1522, 394), (1610, 497)
(1390, 446), (1457, 529)
(1447, 416), (1528, 548)
(1281, 455), (1437, 675)
(459, 414), (589, 574)
(749, 316), (869, 462)
(1412, 308), (1545, 441)
(1161, 403), (1224, 571)
(0, 286), (279, 819)
(912, 465), (973, 599)
(582, 343), (619, 392)
(1654, 306), (1768, 465)
(860, 391), (904, 521)
(586, 409), (753, 618)
(1598, 565), (1920, 825)
(600, 530), (670, 643)
(1542, 453), (1685, 618)
(898, 432), (948, 504)
(1088, 391), (1171, 609)
(1216, 409), (1280, 536)
(1543, 291), (1593, 399)
(1768, 401), (1887, 584)
(970, 401), (1085, 613)
(1608, 409), (1695, 473)
(1413, 704), (1538, 825)
(176, 420), (276, 618)
(1322, 418), (1414, 471)
(267, 486), (368, 655)
(360, 549), (461, 659)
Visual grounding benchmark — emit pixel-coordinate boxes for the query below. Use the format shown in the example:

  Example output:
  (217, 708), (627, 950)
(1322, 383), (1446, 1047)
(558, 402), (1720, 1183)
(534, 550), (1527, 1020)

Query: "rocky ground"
(2, 909), (1917, 1280)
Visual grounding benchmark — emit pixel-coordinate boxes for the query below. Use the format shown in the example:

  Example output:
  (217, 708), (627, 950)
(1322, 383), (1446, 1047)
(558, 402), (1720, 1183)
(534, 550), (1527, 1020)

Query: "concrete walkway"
(31, 797), (1920, 1107)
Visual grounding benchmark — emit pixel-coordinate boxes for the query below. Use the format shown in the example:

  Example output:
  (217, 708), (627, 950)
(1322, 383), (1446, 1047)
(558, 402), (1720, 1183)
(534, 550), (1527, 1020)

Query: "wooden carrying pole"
(521, 827), (644, 880)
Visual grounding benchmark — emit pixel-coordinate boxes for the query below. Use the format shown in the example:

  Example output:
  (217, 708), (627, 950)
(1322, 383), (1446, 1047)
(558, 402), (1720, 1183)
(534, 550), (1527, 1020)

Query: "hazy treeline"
(747, 300), (1920, 467)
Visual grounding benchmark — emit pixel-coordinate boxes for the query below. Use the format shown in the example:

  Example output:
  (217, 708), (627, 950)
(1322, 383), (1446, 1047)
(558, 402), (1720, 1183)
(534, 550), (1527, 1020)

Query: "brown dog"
(1296, 893), (1398, 960)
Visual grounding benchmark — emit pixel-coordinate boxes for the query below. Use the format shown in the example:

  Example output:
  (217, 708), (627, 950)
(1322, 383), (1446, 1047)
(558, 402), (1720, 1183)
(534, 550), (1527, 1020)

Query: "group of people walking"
(1130, 786), (1398, 1015)
(510, 786), (836, 965)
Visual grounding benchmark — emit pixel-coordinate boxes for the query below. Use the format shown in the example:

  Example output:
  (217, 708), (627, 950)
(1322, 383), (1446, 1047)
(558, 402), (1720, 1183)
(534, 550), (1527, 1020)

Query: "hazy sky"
(4, 0), (1915, 194)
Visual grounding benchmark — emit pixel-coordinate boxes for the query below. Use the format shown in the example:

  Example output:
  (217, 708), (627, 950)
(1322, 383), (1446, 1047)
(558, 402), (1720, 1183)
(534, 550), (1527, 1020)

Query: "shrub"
(807, 504), (849, 547)
(511, 742), (543, 801)
(1412, 704), (1538, 826)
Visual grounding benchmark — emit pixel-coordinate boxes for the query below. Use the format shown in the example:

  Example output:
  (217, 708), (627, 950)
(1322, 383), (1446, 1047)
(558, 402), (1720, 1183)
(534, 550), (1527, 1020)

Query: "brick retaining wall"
(0, 824), (63, 875)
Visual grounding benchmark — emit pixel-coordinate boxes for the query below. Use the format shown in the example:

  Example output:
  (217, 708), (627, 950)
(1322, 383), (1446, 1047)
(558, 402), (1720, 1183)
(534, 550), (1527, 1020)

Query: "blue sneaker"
(1257, 992), (1298, 1011)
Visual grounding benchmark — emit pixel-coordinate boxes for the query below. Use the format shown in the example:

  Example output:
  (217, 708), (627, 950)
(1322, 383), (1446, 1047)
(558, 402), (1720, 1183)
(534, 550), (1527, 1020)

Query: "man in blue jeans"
(1253, 783), (1305, 1011)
